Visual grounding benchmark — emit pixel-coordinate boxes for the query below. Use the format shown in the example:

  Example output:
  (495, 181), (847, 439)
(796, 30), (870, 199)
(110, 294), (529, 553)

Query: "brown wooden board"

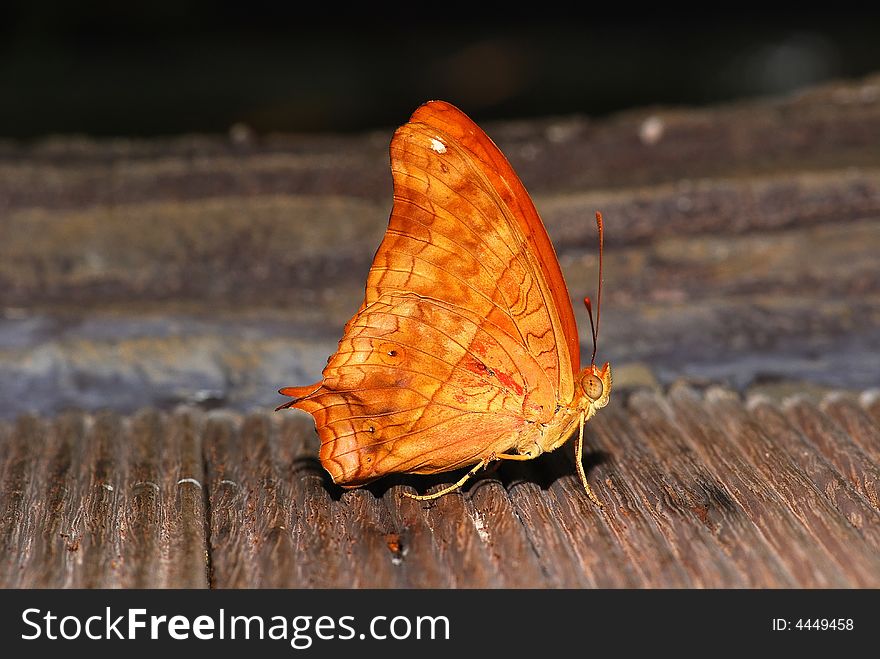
(2, 389), (879, 588)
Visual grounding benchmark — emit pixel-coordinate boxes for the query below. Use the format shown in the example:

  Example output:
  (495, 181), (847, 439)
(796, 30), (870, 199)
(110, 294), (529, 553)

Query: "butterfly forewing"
(372, 103), (577, 395)
(403, 101), (580, 380)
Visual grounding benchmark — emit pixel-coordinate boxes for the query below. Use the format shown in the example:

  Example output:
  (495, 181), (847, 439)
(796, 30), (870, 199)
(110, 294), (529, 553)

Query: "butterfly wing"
(282, 293), (544, 485)
(395, 100), (581, 377)
(280, 101), (580, 486)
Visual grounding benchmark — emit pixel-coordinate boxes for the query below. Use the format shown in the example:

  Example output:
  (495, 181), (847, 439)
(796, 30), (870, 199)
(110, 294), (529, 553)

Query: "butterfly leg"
(495, 421), (603, 507)
(403, 459), (489, 501)
(575, 411), (603, 508)
(494, 450), (538, 461)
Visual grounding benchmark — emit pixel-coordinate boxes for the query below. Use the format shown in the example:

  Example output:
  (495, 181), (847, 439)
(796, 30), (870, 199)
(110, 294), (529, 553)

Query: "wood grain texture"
(3, 389), (880, 588)
(0, 409), (208, 587)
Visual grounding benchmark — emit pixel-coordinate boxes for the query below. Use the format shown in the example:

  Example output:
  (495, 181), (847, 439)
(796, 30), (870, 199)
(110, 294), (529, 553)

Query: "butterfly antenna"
(584, 211), (604, 367)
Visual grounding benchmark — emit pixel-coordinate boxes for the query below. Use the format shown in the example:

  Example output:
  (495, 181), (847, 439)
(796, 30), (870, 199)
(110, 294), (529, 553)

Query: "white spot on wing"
(430, 137), (447, 154)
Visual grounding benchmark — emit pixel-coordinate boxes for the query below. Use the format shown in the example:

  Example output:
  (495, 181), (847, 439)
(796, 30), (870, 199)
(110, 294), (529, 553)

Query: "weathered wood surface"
(2, 389), (879, 588)
(1, 74), (879, 587)
(1, 75), (879, 418)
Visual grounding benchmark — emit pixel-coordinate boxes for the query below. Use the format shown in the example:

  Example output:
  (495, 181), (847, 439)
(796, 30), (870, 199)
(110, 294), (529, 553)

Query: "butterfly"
(277, 100), (611, 502)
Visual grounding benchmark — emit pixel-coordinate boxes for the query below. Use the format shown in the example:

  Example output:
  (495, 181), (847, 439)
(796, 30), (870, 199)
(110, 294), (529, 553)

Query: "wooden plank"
(783, 396), (880, 512)
(821, 392), (880, 466)
(820, 391), (880, 465)
(500, 448), (641, 588)
(617, 391), (795, 587)
(663, 386), (855, 587)
(381, 484), (455, 588)
(123, 410), (165, 587)
(2, 389), (880, 588)
(703, 388), (880, 586)
(290, 473), (347, 587)
(503, 474), (594, 588)
(205, 410), (308, 588)
(0, 408), (210, 588)
(335, 487), (407, 589)
(741, 395), (880, 546)
(0, 416), (43, 586)
(76, 413), (127, 587)
(233, 412), (299, 588)
(17, 414), (84, 588)
(545, 442), (689, 588)
(106, 409), (209, 588)
(466, 478), (549, 588)
(408, 480), (503, 589)
(202, 410), (252, 587)
(165, 409), (210, 587)
(583, 404), (748, 587)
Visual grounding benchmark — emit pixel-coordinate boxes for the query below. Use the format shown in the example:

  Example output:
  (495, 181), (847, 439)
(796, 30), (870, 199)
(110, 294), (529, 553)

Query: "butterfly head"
(579, 361), (612, 413)
(578, 211), (611, 414)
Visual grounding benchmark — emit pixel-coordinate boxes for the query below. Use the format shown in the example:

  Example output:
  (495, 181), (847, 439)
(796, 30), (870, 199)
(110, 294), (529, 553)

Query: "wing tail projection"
(275, 383), (322, 410)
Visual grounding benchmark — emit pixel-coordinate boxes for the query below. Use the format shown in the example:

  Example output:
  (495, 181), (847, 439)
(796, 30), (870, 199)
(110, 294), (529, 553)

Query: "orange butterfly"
(277, 101), (611, 502)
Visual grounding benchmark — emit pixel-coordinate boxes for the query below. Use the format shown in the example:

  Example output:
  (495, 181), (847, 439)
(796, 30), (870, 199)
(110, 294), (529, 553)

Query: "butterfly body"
(278, 100), (611, 499)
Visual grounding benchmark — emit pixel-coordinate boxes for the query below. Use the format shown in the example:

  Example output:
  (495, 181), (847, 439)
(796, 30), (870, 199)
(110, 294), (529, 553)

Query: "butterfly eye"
(583, 374), (604, 400)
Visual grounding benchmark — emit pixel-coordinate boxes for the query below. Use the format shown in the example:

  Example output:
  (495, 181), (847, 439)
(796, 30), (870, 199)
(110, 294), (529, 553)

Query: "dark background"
(2, 4), (879, 139)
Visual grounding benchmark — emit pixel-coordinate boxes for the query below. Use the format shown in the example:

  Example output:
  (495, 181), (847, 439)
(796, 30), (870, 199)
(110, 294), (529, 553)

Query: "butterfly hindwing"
(287, 293), (556, 485)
